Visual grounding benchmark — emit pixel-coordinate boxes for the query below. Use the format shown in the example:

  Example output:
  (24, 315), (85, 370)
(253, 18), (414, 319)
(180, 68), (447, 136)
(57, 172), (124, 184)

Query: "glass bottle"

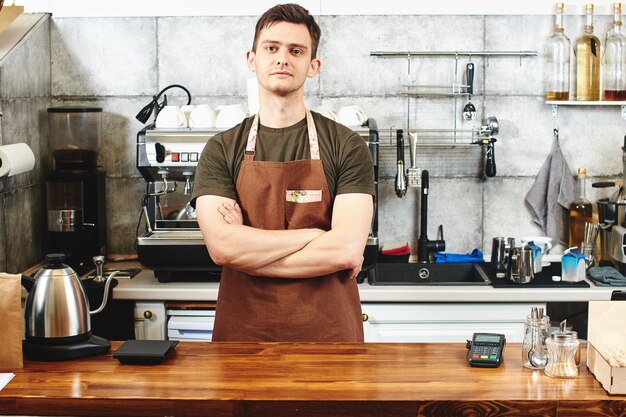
(569, 168), (593, 249)
(603, 3), (626, 100)
(545, 3), (572, 100)
(576, 4), (601, 101)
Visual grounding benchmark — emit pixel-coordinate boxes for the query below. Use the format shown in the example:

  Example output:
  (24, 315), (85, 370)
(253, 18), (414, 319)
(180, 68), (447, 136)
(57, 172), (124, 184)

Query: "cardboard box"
(587, 301), (626, 394)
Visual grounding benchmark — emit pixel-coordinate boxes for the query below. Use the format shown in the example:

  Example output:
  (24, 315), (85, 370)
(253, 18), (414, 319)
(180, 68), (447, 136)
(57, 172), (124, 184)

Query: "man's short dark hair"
(252, 3), (321, 59)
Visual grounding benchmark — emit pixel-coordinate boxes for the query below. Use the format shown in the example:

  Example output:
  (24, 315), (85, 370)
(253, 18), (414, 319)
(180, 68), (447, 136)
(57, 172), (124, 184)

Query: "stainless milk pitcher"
(509, 245), (534, 283)
(491, 237), (515, 274)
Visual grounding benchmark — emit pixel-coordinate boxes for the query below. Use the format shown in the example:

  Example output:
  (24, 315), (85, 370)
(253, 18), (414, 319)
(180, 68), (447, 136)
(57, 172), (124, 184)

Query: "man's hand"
(347, 255), (364, 280)
(219, 202), (243, 225)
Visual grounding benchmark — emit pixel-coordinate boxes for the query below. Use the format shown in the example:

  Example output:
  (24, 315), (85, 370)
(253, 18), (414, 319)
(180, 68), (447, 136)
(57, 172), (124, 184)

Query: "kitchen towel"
(0, 143), (35, 178)
(0, 273), (23, 369)
(525, 139), (576, 246)
(433, 248), (484, 263)
(588, 266), (626, 286)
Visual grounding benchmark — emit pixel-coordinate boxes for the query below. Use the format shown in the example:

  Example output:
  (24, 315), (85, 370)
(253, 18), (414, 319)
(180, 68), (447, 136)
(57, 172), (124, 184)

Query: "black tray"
(484, 262), (589, 288)
(113, 340), (179, 365)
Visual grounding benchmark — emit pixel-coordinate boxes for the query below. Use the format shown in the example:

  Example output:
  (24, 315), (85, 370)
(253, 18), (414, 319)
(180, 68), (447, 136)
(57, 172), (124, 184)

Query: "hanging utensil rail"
(370, 50), (538, 57)
(377, 128), (483, 147)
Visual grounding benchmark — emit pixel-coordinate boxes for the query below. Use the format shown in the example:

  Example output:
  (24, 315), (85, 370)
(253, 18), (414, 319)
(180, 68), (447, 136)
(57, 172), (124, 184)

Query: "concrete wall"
(0, 16), (50, 272)
(6, 12), (622, 265)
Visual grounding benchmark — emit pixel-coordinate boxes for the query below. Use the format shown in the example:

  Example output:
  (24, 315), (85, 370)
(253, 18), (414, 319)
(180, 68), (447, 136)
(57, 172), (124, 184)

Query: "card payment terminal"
(466, 333), (506, 368)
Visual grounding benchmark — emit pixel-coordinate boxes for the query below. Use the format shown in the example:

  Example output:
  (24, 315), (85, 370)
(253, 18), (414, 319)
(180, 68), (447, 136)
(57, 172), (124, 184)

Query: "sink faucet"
(418, 170), (446, 263)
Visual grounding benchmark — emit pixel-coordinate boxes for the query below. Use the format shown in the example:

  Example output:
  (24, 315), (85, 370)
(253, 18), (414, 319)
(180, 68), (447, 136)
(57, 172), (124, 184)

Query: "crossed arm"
(195, 193), (373, 279)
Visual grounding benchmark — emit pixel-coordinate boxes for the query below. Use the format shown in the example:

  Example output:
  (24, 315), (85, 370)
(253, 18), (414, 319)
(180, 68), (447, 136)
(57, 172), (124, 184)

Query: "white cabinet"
(362, 303), (546, 343)
(134, 302), (167, 340)
(167, 308), (215, 342)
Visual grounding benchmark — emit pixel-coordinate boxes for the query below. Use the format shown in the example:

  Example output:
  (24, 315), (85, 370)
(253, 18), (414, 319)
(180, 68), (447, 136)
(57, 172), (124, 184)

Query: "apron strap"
(245, 110), (320, 160)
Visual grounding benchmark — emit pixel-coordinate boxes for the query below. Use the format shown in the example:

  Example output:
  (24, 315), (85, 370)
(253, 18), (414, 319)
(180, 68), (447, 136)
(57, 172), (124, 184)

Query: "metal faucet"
(149, 169), (177, 196)
(417, 170), (446, 263)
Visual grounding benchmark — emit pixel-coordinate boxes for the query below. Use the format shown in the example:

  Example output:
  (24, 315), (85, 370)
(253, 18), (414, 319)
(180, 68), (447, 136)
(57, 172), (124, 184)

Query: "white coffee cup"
(215, 104), (247, 128)
(155, 105), (186, 129)
(188, 104), (216, 128)
(337, 105), (368, 127)
(521, 236), (553, 254)
(313, 105), (338, 121)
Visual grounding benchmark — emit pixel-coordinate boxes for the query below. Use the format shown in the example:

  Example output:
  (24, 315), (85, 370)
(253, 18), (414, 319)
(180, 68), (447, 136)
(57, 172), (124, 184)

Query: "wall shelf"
(546, 100), (626, 120)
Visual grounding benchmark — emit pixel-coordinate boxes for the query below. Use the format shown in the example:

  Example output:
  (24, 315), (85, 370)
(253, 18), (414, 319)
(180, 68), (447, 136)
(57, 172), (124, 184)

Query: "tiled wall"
(0, 16), (50, 272)
(5, 13), (622, 266)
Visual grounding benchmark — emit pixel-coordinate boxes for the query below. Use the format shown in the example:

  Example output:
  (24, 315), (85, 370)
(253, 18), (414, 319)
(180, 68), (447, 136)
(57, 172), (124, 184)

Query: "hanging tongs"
(395, 129), (407, 197)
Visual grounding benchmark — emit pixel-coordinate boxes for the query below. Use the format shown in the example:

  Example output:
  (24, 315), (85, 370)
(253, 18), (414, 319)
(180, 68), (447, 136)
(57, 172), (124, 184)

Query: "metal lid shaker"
(545, 320), (580, 378)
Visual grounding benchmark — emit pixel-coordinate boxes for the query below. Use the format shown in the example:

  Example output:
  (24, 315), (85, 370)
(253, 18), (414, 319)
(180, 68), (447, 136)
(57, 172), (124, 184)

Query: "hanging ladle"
(463, 62), (476, 121)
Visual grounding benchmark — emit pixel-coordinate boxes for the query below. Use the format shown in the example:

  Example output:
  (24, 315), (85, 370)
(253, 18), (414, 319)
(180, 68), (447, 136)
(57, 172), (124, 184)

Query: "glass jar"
(545, 330), (580, 378)
(522, 314), (550, 369)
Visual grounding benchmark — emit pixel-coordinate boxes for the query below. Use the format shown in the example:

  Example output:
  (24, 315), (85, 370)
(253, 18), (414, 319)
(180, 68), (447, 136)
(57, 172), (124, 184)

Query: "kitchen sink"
(368, 262), (491, 286)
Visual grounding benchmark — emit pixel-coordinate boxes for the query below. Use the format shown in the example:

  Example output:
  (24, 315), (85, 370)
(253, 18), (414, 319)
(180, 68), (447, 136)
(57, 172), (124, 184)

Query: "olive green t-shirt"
(190, 111), (374, 207)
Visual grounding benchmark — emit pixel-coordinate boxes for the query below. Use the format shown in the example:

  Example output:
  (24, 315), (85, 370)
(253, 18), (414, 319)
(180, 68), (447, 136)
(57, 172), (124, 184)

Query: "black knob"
(155, 142), (166, 163)
(44, 253), (68, 270)
(45, 253), (66, 263)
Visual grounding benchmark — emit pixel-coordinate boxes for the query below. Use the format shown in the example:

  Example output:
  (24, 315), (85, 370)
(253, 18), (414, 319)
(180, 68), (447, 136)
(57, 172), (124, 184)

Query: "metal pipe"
(370, 50), (538, 57)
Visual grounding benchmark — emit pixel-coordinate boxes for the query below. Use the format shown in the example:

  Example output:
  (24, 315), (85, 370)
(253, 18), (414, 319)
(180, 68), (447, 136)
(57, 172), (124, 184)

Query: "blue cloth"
(588, 267), (626, 287)
(433, 249), (484, 263)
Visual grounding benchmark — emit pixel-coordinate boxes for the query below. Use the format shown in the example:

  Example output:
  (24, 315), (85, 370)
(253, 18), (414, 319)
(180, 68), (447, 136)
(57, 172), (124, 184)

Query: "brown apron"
(212, 110), (364, 342)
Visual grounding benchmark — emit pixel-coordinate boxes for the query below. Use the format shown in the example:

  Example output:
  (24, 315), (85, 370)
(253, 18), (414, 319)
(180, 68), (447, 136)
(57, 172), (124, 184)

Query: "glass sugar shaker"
(545, 319), (580, 378)
(521, 307), (550, 369)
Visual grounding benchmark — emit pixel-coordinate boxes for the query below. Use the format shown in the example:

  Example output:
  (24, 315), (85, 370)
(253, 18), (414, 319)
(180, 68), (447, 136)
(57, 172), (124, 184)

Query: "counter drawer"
(361, 302), (545, 343)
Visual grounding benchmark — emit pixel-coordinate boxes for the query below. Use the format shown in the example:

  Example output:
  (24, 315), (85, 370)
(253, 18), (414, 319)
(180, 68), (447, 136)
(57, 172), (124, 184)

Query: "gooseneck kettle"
(21, 253), (119, 361)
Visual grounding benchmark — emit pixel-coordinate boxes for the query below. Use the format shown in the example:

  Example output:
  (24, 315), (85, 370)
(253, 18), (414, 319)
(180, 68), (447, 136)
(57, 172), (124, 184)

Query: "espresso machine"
(45, 107), (107, 276)
(135, 120), (379, 283)
(606, 136), (626, 274)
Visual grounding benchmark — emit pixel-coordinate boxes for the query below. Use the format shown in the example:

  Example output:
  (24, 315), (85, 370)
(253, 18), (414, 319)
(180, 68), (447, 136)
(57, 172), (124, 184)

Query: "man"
(191, 3), (374, 342)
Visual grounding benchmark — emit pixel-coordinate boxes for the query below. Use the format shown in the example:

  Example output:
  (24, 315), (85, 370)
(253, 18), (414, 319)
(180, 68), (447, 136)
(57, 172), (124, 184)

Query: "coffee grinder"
(45, 107), (107, 275)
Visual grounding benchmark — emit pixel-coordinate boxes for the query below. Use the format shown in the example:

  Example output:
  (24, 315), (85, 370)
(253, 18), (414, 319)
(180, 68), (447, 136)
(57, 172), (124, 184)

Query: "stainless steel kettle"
(22, 253), (118, 341)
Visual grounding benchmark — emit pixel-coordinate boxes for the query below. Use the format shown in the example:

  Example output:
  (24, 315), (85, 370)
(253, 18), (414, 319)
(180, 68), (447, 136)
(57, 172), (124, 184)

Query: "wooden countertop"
(1, 342), (625, 417)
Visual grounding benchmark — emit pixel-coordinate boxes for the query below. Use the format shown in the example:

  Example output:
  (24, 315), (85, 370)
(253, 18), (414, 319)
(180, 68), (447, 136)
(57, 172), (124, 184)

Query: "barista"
(191, 3), (374, 342)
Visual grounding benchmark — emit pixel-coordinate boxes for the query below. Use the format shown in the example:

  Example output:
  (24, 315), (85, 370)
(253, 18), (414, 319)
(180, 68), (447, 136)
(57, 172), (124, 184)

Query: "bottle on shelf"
(576, 4), (601, 101)
(603, 3), (626, 100)
(569, 168), (593, 249)
(545, 2), (572, 100)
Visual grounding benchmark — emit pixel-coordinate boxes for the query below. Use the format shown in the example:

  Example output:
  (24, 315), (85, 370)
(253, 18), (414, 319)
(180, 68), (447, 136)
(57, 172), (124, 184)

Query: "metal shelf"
(546, 100), (626, 120)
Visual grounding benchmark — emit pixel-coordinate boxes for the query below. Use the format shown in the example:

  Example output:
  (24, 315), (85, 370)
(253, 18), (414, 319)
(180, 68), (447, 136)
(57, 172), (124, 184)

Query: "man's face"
(247, 21), (320, 97)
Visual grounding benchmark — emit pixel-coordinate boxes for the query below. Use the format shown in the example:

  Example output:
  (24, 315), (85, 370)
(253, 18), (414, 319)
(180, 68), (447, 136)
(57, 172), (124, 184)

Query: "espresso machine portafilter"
(477, 116), (498, 178)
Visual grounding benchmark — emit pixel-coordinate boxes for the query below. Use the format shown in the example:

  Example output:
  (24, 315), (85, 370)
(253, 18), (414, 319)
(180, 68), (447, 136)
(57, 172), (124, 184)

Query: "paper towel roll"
(0, 143), (35, 178)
